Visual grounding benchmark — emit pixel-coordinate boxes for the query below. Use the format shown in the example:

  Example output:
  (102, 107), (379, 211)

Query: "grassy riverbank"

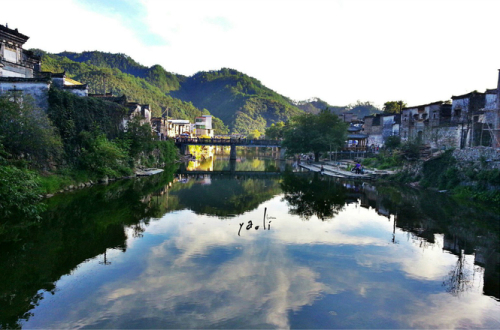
(37, 139), (179, 195)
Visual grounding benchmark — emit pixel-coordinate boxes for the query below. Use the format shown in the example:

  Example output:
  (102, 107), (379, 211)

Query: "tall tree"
(265, 121), (286, 139)
(383, 100), (407, 114)
(282, 110), (348, 161)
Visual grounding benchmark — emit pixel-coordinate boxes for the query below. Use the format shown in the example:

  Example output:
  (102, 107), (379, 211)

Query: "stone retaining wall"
(453, 147), (500, 169)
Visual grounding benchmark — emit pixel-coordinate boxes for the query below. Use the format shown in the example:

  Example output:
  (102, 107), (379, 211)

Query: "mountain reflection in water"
(0, 167), (498, 329)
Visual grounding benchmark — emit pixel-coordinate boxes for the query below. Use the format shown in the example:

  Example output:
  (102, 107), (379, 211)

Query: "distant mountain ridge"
(295, 97), (382, 118)
(56, 51), (185, 94)
(34, 50), (229, 133)
(294, 97), (345, 114)
(36, 50), (381, 134)
(39, 51), (306, 133)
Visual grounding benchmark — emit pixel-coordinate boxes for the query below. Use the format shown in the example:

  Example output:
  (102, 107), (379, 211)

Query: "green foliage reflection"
(281, 173), (347, 220)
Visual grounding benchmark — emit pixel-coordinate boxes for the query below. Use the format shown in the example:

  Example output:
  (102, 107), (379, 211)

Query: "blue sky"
(2, 0), (499, 108)
(75, 0), (168, 46)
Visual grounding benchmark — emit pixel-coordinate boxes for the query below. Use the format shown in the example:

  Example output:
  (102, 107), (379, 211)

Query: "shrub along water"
(386, 148), (500, 205)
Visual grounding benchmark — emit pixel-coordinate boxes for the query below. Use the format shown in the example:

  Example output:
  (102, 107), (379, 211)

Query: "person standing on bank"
(355, 162), (361, 174)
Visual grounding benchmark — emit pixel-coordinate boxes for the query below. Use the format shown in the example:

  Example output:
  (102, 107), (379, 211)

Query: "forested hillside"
(34, 50), (228, 133)
(37, 50), (381, 134)
(295, 98), (382, 118)
(57, 51), (184, 93)
(170, 68), (304, 133)
(39, 51), (306, 134)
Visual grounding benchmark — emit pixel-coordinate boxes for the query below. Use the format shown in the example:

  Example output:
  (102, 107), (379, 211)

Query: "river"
(1, 151), (499, 329)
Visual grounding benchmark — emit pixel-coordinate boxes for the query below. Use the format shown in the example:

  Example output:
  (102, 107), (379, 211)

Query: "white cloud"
(23, 195), (499, 329)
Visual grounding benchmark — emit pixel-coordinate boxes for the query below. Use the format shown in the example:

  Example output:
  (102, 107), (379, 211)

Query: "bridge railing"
(175, 138), (281, 146)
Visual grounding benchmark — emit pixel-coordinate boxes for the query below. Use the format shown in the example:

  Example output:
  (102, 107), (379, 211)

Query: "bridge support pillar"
(180, 144), (188, 155)
(279, 147), (286, 160)
(230, 144), (237, 160)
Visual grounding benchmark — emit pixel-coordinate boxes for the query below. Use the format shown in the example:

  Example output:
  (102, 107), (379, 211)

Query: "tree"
(383, 100), (407, 114)
(280, 172), (346, 220)
(265, 121), (285, 139)
(247, 129), (262, 139)
(385, 135), (401, 149)
(282, 110), (348, 162)
(120, 117), (155, 159)
(0, 94), (62, 167)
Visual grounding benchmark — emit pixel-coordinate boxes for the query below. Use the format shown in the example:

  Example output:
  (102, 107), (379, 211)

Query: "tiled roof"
(0, 24), (29, 43)
(402, 101), (444, 110)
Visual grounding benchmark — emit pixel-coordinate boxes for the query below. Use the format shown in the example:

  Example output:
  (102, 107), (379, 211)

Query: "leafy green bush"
(79, 130), (131, 178)
(156, 140), (178, 164)
(0, 94), (62, 167)
(420, 150), (456, 188)
(385, 135), (401, 149)
(118, 118), (155, 159)
(0, 145), (45, 220)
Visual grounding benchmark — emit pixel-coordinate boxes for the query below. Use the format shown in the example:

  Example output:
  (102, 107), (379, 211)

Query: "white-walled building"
(0, 24), (88, 108)
(195, 115), (213, 137)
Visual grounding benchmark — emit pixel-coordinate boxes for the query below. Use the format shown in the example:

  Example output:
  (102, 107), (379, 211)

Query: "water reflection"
(185, 148), (286, 173)
(0, 166), (177, 329)
(1, 167), (499, 329)
(281, 172), (347, 220)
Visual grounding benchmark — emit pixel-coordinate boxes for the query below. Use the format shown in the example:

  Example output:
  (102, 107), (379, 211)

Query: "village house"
(0, 24), (88, 109)
(362, 70), (500, 150)
(400, 101), (455, 149)
(0, 24), (40, 78)
(449, 80), (500, 149)
(483, 83), (500, 148)
(362, 113), (401, 148)
(151, 117), (193, 139)
(195, 115), (214, 137)
(339, 113), (358, 123)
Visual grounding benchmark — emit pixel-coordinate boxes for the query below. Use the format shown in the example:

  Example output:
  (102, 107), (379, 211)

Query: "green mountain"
(37, 50), (380, 134)
(57, 51), (184, 94)
(43, 51), (305, 134)
(34, 50), (228, 133)
(169, 68), (304, 134)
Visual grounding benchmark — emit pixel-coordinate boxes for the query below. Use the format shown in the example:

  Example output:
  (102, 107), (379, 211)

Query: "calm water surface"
(1, 154), (499, 329)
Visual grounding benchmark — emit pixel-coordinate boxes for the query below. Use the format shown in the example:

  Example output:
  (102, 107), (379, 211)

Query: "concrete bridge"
(174, 138), (285, 160)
